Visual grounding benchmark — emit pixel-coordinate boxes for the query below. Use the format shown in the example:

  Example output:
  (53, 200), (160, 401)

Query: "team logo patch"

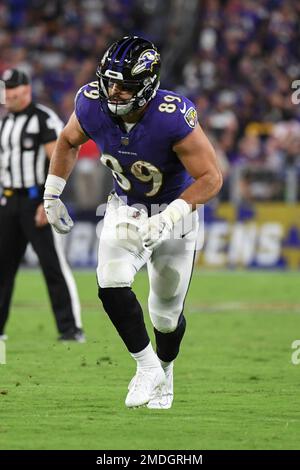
(131, 49), (160, 76)
(184, 107), (197, 128)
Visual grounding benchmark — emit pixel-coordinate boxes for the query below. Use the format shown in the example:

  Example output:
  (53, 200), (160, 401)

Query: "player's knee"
(97, 260), (135, 288)
(98, 285), (142, 325)
(98, 285), (129, 313)
(150, 310), (180, 333)
(149, 293), (183, 333)
(98, 286), (125, 315)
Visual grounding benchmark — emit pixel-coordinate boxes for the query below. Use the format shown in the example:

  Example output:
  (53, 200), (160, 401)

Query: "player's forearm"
(48, 132), (79, 181)
(43, 133), (78, 233)
(153, 170), (222, 232)
(153, 169), (222, 233)
(179, 169), (223, 209)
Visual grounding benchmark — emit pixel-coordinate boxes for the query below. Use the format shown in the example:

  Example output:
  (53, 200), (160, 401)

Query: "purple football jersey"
(75, 82), (197, 211)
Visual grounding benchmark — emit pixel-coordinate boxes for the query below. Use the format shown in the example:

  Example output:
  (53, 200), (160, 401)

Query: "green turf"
(0, 269), (299, 450)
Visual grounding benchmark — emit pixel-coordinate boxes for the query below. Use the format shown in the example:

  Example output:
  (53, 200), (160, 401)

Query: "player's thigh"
(97, 223), (147, 288)
(97, 193), (149, 288)
(148, 238), (196, 305)
(147, 215), (198, 331)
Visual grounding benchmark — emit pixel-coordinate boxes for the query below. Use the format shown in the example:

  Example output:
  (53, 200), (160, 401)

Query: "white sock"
(131, 343), (161, 369)
(160, 360), (173, 374)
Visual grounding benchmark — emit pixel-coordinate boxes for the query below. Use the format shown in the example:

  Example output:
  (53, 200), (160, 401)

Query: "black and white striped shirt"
(0, 102), (63, 188)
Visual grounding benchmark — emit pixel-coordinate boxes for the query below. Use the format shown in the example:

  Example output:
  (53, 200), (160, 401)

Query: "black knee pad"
(98, 286), (149, 353)
(154, 313), (186, 362)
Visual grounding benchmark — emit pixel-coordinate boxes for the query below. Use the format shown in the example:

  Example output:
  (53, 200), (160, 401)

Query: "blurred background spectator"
(1, 0), (300, 207)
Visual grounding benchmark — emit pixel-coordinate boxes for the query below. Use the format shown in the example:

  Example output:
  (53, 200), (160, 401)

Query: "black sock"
(98, 286), (150, 353)
(154, 313), (186, 363)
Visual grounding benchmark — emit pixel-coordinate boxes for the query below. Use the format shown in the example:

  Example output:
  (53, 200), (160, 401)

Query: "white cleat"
(147, 363), (174, 409)
(125, 366), (166, 408)
(0, 334), (8, 341)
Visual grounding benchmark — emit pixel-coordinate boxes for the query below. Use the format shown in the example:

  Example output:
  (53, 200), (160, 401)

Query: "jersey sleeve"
(168, 95), (198, 144)
(155, 92), (198, 145)
(75, 82), (102, 138)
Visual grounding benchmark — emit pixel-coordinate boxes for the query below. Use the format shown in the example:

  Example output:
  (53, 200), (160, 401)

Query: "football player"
(44, 36), (222, 409)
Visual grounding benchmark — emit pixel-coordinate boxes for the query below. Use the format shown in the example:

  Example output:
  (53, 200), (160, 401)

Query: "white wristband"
(164, 199), (192, 225)
(44, 174), (66, 197)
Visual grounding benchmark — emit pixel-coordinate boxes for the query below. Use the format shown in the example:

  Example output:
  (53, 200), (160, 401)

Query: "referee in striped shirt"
(0, 68), (84, 342)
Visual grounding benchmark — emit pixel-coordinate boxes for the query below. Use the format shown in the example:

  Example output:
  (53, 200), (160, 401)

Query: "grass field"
(0, 269), (300, 450)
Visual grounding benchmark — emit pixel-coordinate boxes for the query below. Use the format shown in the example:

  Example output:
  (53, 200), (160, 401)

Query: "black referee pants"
(0, 191), (80, 335)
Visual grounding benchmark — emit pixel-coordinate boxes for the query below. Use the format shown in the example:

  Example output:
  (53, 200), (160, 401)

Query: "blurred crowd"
(1, 0), (300, 204)
(180, 0), (300, 202)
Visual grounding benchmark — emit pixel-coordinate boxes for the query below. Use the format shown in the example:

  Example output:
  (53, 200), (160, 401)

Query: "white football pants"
(97, 193), (199, 333)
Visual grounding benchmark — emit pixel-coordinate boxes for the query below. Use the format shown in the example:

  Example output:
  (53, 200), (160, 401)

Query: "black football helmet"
(96, 36), (161, 116)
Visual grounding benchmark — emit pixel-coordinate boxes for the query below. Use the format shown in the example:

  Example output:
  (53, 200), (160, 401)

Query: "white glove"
(139, 199), (191, 251)
(44, 197), (74, 234)
(43, 174), (73, 234)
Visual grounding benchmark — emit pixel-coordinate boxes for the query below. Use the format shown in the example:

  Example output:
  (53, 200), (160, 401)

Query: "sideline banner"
(196, 203), (300, 269)
(23, 204), (300, 270)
